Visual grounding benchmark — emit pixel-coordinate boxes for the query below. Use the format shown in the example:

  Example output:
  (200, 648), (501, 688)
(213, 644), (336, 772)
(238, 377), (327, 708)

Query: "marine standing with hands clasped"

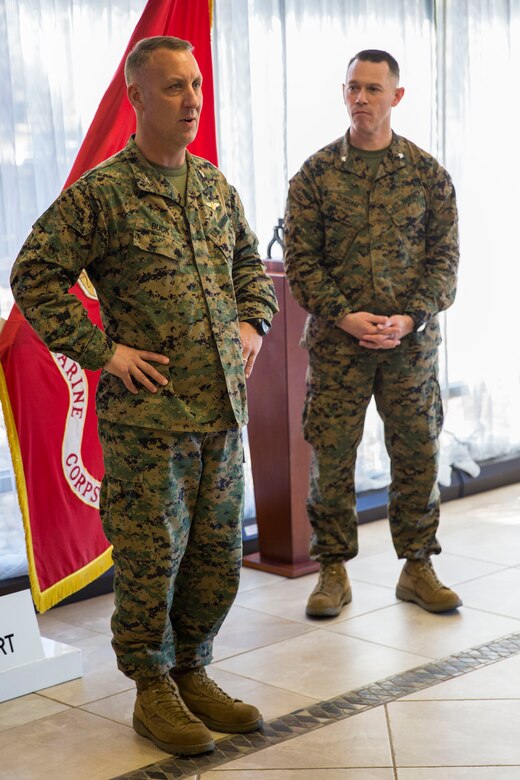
(284, 49), (461, 618)
(11, 36), (278, 756)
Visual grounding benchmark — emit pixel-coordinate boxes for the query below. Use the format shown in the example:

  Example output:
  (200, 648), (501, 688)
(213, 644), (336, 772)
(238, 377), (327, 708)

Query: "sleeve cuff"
(77, 329), (116, 371)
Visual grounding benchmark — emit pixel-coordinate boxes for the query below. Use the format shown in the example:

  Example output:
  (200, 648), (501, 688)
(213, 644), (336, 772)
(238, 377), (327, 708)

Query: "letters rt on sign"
(0, 590), (44, 673)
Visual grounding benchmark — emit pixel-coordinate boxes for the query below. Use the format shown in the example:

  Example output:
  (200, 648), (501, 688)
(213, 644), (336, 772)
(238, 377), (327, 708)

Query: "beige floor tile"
(357, 517), (391, 542)
(210, 707), (392, 770)
(442, 519), (520, 566)
(203, 770), (394, 778)
(36, 632), (133, 706)
(356, 520), (393, 557)
(354, 538), (394, 560)
(212, 603), (312, 661)
(214, 628), (429, 700)
(329, 600), (520, 658)
(80, 687), (237, 745)
(80, 688), (136, 727)
(239, 566), (285, 592)
(79, 666), (318, 731)
(402, 653), (520, 700)
(37, 612), (100, 644)
(441, 483), (520, 525)
(41, 592), (115, 634)
(0, 693), (70, 731)
(388, 699), (520, 766)
(346, 547), (502, 590)
(78, 663), (318, 729)
(397, 770), (520, 779)
(206, 666), (319, 720)
(345, 549), (408, 588)
(0, 707), (168, 780)
(431, 550), (506, 585)
(235, 572), (397, 625)
(458, 566), (520, 618)
(3, 484), (519, 780)
(433, 549), (507, 584)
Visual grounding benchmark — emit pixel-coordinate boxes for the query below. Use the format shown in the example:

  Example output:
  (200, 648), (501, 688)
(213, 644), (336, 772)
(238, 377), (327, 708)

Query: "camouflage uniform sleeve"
(10, 181), (115, 371)
(228, 185), (279, 321)
(405, 163), (459, 323)
(284, 166), (351, 325)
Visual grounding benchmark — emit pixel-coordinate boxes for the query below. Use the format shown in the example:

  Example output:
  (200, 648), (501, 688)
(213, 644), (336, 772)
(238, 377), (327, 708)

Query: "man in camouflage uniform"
(284, 49), (461, 619)
(11, 37), (278, 755)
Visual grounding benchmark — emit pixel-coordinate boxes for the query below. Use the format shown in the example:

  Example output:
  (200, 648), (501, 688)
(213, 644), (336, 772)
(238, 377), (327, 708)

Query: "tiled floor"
(2, 482), (520, 779)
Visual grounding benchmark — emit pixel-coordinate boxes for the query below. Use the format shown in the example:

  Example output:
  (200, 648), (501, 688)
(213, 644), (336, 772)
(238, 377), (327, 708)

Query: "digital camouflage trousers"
(98, 420), (244, 684)
(303, 345), (443, 563)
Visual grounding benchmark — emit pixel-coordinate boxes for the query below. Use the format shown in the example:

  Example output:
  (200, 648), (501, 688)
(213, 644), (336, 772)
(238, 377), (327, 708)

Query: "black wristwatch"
(405, 313), (427, 333)
(243, 318), (271, 336)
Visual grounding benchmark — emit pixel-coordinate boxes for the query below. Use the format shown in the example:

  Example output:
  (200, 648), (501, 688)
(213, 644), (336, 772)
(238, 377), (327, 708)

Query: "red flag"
(0, 0), (217, 612)
(65, 0), (217, 186)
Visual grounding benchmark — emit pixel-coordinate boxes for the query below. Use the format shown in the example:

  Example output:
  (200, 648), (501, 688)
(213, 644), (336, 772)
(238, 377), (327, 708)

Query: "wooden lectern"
(244, 263), (319, 577)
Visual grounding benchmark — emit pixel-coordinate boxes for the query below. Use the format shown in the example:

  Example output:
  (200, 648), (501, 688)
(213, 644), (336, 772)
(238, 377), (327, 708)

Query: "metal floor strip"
(110, 630), (520, 779)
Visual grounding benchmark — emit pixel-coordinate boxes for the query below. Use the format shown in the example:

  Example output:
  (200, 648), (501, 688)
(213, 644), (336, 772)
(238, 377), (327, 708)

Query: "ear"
(127, 82), (143, 111)
(392, 86), (405, 107)
(342, 83), (348, 105)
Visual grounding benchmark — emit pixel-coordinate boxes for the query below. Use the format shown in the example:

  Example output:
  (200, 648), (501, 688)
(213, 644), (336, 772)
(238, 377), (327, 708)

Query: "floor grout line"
(108, 629), (520, 779)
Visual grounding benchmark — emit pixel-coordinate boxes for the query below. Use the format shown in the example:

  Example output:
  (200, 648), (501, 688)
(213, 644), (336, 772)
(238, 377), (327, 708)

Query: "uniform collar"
(123, 136), (214, 204)
(335, 130), (408, 176)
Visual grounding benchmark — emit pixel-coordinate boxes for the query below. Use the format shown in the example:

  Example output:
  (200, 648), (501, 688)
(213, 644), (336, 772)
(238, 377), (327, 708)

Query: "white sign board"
(0, 590), (44, 672)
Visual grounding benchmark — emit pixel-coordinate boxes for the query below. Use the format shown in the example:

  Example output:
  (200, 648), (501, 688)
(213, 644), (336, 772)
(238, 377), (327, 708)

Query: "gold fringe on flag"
(0, 363), (113, 613)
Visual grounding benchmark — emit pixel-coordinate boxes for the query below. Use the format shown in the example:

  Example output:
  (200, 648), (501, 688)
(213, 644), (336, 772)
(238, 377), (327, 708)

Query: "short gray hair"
(125, 36), (193, 84)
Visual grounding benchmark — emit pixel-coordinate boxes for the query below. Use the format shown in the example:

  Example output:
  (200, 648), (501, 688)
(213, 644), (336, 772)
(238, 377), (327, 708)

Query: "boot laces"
(148, 677), (198, 725)
(416, 559), (443, 589)
(316, 564), (343, 594)
(193, 668), (239, 704)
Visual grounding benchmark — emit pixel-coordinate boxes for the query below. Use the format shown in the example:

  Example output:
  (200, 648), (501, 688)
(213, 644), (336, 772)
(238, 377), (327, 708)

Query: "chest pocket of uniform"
(322, 201), (367, 262)
(124, 223), (192, 306)
(323, 199), (367, 227)
(388, 192), (427, 239)
(130, 223), (187, 262)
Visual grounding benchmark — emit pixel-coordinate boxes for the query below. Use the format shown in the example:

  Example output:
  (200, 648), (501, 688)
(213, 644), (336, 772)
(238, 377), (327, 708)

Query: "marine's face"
(343, 58), (403, 143)
(128, 48), (203, 153)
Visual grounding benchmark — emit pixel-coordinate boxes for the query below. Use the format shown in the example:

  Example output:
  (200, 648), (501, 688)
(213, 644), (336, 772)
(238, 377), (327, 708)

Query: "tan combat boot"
(133, 675), (215, 755)
(175, 667), (263, 733)
(306, 562), (352, 617)
(396, 558), (462, 613)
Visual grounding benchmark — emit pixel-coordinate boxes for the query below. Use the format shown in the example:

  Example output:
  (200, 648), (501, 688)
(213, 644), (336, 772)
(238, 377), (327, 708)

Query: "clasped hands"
(338, 311), (415, 350)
